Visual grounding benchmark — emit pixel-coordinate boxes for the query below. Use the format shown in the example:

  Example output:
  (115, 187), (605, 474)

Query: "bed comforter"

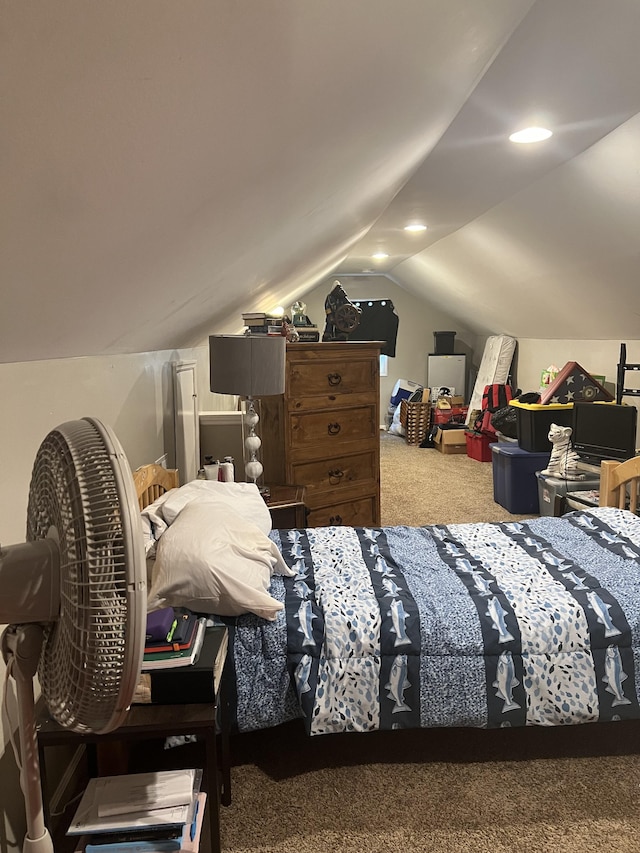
(228, 507), (640, 736)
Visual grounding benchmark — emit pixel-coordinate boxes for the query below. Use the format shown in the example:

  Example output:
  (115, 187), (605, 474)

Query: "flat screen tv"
(571, 402), (638, 464)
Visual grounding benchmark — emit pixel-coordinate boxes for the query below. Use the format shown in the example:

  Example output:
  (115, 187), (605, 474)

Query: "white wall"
(301, 275), (480, 412)
(0, 344), (226, 850)
(516, 339), (640, 400)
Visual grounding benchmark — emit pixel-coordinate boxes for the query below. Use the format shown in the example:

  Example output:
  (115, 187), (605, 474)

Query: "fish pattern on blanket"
(431, 519), (637, 726)
(282, 526), (421, 735)
(229, 508), (640, 735)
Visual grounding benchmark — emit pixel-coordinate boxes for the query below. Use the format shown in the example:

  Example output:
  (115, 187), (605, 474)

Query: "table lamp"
(209, 334), (286, 485)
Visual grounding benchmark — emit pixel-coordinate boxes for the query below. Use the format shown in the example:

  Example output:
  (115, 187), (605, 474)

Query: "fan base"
(22, 829), (53, 853)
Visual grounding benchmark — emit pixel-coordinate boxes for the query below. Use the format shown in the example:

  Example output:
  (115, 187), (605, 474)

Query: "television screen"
(571, 403), (637, 463)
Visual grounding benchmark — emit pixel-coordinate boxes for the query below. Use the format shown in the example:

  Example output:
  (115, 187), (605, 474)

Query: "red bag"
(473, 385), (514, 436)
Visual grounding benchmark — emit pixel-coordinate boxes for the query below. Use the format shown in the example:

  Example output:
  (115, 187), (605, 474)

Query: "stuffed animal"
(540, 424), (585, 480)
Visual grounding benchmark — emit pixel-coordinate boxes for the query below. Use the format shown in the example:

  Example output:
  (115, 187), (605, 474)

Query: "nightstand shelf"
(36, 626), (230, 853)
(263, 484), (307, 527)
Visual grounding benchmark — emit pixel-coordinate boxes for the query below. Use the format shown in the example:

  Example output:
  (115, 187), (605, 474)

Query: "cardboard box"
(434, 426), (467, 454)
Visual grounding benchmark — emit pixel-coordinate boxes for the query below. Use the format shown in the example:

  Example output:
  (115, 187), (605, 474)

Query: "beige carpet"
(216, 434), (640, 852)
(379, 430), (535, 526)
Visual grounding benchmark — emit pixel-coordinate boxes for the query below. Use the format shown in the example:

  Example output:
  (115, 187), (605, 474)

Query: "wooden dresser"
(259, 341), (381, 527)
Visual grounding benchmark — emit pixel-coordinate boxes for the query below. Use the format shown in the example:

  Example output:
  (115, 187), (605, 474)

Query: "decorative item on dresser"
(258, 341), (381, 527)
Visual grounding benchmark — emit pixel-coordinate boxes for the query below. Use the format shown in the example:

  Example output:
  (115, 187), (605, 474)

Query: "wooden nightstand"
(36, 626), (230, 853)
(264, 484), (307, 527)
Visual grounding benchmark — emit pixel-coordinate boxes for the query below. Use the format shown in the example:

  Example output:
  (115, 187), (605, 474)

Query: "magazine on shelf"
(67, 770), (202, 836)
(74, 794), (207, 853)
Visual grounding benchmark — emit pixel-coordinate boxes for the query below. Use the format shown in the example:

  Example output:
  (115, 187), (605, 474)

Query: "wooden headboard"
(132, 463), (179, 510)
(600, 457), (640, 512)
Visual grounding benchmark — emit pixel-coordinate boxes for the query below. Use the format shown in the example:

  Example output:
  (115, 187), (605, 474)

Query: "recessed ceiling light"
(509, 126), (553, 144)
(372, 251), (389, 260)
(404, 223), (427, 232)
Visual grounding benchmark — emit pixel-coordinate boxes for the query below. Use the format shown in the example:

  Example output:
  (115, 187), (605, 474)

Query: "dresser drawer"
(306, 495), (378, 528)
(289, 389), (376, 413)
(290, 451), (377, 491)
(288, 358), (377, 398)
(289, 405), (377, 449)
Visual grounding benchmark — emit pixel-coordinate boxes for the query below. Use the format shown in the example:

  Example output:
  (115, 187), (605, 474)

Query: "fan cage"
(27, 419), (145, 734)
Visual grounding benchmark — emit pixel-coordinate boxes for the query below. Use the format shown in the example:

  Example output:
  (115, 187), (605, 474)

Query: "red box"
(465, 430), (493, 462)
(433, 405), (468, 426)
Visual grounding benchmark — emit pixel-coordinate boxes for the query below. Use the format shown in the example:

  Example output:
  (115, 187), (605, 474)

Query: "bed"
(136, 457), (640, 739)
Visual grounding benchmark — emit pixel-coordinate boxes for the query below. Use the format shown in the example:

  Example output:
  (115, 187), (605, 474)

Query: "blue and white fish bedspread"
(229, 507), (640, 736)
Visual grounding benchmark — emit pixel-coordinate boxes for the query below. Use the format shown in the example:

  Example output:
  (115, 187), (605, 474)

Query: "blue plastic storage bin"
(490, 443), (551, 514)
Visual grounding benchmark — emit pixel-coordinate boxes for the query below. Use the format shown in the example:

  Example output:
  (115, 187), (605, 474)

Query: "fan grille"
(27, 419), (144, 734)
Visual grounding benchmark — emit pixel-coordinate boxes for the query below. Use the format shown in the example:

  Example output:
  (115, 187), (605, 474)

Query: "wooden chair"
(599, 457), (640, 512)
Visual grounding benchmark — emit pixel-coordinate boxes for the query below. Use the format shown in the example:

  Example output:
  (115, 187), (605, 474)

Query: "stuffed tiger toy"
(540, 423), (585, 480)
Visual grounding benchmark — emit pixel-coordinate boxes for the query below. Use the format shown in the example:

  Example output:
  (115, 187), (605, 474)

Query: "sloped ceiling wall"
(2, 0), (639, 365)
(0, 0), (534, 363)
(395, 112), (640, 340)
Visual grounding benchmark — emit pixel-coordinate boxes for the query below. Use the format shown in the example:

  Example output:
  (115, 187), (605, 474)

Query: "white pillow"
(147, 501), (294, 621)
(159, 480), (272, 534)
(140, 490), (173, 555)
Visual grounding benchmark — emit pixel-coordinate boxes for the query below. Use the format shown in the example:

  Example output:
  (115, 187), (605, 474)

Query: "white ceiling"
(2, 0), (639, 364)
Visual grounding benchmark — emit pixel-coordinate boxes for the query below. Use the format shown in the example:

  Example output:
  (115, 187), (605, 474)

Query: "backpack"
(473, 384), (515, 436)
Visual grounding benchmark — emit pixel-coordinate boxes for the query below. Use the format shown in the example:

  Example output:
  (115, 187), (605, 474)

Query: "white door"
(173, 360), (199, 485)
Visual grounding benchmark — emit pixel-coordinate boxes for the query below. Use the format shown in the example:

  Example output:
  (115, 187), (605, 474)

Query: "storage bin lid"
(490, 443), (551, 458)
(509, 400), (574, 411)
(536, 471), (600, 486)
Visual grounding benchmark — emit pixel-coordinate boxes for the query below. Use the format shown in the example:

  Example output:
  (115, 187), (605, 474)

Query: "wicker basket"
(400, 399), (432, 445)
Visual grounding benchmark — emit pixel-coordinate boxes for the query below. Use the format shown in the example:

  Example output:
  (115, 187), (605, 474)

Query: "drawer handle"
(328, 468), (344, 483)
(329, 514), (343, 525)
(327, 372), (342, 386)
(328, 422), (341, 435)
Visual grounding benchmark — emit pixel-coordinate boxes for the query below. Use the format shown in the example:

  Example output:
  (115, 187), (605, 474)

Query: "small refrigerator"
(427, 354), (466, 401)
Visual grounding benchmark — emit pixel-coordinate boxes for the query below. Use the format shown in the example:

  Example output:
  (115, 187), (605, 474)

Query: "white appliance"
(427, 354), (466, 401)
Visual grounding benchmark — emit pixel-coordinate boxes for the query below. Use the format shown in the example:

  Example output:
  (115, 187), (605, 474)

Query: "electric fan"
(0, 418), (147, 853)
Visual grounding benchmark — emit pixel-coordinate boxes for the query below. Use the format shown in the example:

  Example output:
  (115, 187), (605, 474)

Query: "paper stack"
(68, 770), (205, 853)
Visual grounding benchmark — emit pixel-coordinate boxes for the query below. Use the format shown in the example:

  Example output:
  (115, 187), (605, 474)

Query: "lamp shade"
(209, 335), (286, 396)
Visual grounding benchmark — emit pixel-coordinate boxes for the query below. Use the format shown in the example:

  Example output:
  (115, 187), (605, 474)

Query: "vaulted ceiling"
(3, 0), (639, 364)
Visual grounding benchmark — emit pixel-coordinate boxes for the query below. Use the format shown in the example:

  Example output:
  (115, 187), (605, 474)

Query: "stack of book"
(293, 324), (321, 342)
(242, 312), (284, 335)
(134, 625), (228, 705)
(142, 608), (207, 672)
(68, 770), (205, 853)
